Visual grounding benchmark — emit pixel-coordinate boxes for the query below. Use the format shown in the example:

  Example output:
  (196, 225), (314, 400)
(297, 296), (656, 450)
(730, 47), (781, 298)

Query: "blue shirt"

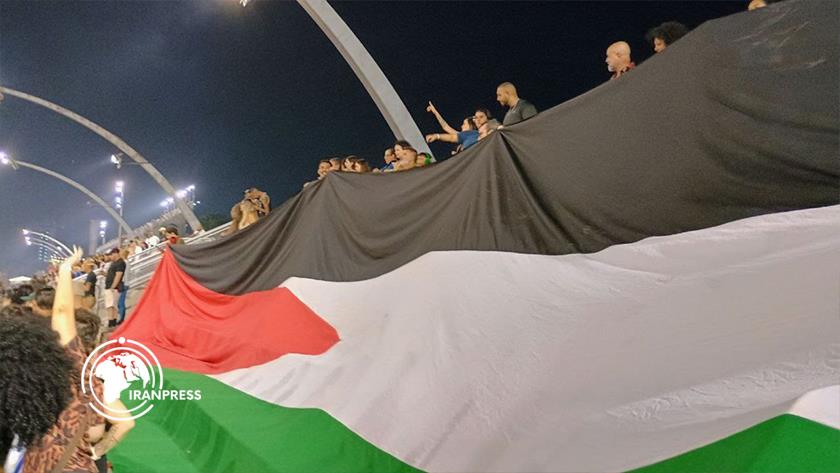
(457, 130), (480, 149)
(379, 162), (394, 172)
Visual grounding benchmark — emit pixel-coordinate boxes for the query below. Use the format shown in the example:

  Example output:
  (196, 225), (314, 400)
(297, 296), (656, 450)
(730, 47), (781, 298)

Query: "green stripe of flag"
(630, 414), (840, 473)
(109, 369), (422, 473)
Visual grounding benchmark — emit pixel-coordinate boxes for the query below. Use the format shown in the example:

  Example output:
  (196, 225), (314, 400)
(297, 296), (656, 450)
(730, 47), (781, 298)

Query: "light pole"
(0, 86), (203, 233)
(0, 151), (133, 236)
(99, 220), (108, 246)
(22, 229), (72, 256)
(115, 180), (125, 242)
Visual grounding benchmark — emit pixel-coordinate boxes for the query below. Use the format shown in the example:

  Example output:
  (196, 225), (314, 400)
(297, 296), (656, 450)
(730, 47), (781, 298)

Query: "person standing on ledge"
(496, 82), (538, 126)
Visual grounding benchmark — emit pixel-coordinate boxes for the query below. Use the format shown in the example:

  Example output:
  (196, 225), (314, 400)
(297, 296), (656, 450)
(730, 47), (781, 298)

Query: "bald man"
(605, 41), (635, 80)
(748, 0), (779, 10)
(496, 82), (538, 126)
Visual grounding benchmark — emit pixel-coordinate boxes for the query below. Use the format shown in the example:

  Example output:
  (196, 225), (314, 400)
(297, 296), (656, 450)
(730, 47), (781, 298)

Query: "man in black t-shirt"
(104, 249), (125, 328)
(496, 82), (538, 126)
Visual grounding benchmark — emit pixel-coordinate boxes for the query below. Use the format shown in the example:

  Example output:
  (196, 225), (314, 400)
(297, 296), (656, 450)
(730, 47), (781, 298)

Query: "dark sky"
(0, 0), (744, 277)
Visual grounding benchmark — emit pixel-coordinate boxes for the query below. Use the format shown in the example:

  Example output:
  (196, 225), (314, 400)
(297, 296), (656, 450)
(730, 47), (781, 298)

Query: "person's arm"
(53, 246), (82, 346)
(91, 398), (135, 459)
(426, 132), (459, 144)
(426, 102), (458, 135)
(87, 423), (106, 444)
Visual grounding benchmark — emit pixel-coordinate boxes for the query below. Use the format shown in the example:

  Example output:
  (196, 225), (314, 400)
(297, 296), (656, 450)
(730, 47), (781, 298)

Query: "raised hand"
(60, 246), (84, 270)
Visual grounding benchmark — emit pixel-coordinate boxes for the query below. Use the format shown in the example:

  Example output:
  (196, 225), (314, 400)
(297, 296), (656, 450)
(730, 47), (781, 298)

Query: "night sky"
(0, 0), (745, 277)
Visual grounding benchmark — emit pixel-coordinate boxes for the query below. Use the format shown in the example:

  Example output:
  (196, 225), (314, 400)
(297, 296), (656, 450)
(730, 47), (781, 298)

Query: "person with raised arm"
(22, 247), (134, 473)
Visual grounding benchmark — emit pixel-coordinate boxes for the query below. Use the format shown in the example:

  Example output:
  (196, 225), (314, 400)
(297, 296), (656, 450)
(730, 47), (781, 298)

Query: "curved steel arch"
(0, 86), (202, 232)
(5, 158), (134, 235)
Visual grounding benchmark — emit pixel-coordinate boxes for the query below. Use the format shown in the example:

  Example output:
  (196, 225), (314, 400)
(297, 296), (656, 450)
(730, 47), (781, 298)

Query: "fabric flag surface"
(110, 1), (839, 472)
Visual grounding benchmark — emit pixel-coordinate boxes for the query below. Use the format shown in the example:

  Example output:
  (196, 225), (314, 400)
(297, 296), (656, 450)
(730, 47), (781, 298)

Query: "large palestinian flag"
(110, 2), (839, 472)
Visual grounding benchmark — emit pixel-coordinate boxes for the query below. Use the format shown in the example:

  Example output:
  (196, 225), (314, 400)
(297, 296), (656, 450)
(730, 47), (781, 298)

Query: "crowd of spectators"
(1, 248), (135, 473)
(298, 0), (786, 188)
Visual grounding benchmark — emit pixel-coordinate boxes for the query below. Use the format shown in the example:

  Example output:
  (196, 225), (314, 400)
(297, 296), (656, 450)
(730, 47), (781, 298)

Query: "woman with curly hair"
(0, 314), (74, 472)
(645, 21), (690, 53)
(2, 248), (108, 473)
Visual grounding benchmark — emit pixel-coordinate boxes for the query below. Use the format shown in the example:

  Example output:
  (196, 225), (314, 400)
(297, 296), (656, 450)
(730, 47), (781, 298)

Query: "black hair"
(0, 304), (35, 318)
(475, 108), (493, 119)
(34, 287), (55, 311)
(0, 315), (74, 450)
(394, 140), (414, 151)
(464, 117), (478, 131)
(74, 308), (101, 354)
(645, 21), (690, 47)
(165, 225), (179, 236)
(10, 284), (34, 305)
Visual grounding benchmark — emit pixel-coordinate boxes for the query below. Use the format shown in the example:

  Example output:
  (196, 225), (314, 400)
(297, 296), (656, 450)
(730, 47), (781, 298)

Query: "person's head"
(26, 287), (55, 317)
(383, 148), (396, 164)
(496, 82), (519, 107)
(82, 260), (95, 273)
(0, 314), (74, 450)
(74, 308), (101, 355)
(461, 117), (478, 132)
(645, 22), (690, 53)
(343, 155), (358, 172)
(0, 304), (34, 318)
(748, 0), (771, 10)
(317, 160), (331, 178)
(605, 41), (632, 72)
(328, 157), (342, 172)
(164, 226), (179, 239)
(394, 140), (414, 160)
(9, 284), (34, 305)
(352, 159), (370, 173)
(474, 109), (492, 128)
(107, 248), (121, 261)
(415, 152), (432, 167)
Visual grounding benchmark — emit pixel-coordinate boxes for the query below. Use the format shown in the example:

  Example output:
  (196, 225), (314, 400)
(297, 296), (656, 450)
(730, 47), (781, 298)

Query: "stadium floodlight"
(160, 200), (168, 208)
(240, 0), (250, 6)
(99, 220), (108, 229)
(166, 197), (174, 204)
(187, 185), (195, 191)
(0, 151), (19, 170)
(115, 181), (124, 192)
(176, 189), (187, 199)
(22, 229), (29, 235)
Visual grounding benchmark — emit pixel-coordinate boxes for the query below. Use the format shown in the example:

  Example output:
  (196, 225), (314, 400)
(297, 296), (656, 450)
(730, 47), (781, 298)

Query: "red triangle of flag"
(112, 251), (339, 374)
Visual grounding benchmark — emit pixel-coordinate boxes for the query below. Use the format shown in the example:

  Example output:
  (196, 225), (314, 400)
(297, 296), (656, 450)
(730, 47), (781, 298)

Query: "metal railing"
(125, 222), (231, 290)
